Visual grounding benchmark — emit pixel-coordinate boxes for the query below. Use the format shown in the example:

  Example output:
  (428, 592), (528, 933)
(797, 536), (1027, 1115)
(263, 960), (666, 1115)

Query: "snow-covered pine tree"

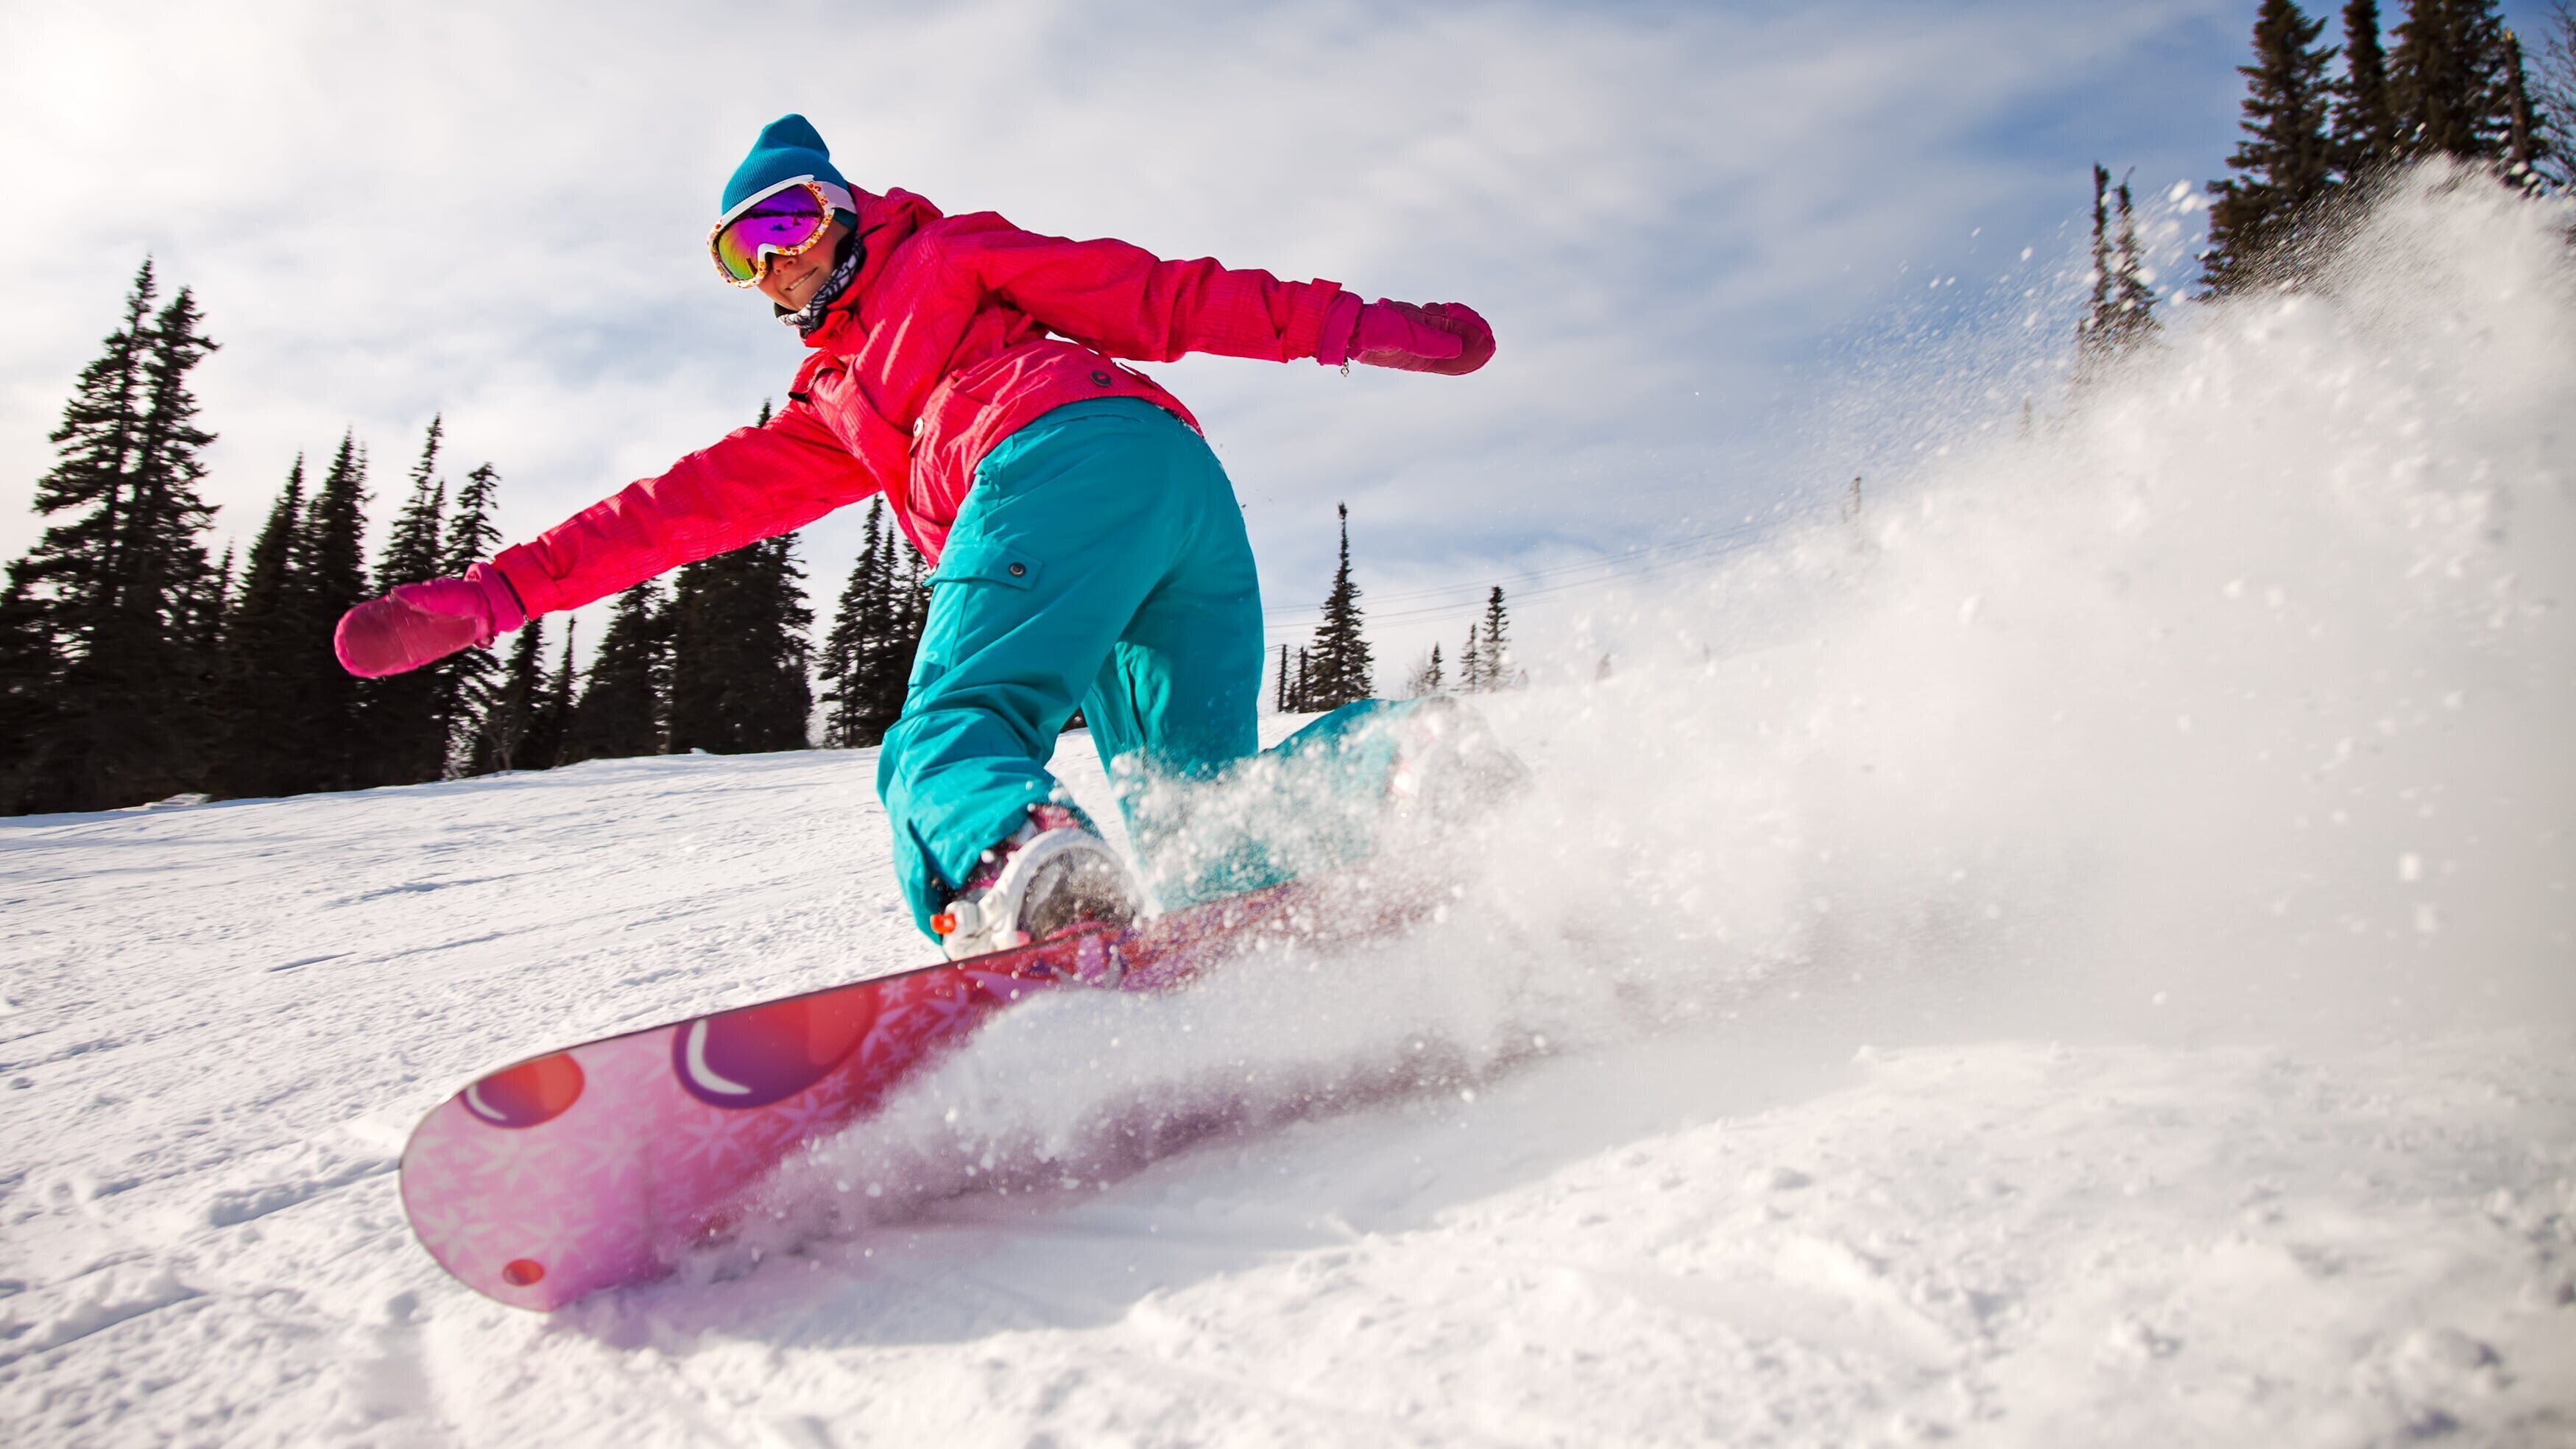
(1274, 644), (1291, 713)
(1302, 504), (1374, 710)
(363, 417), (451, 786)
(2334, 1), (2404, 176)
(2203, 0), (2337, 296)
(1458, 624), (1480, 694)
(565, 582), (668, 762)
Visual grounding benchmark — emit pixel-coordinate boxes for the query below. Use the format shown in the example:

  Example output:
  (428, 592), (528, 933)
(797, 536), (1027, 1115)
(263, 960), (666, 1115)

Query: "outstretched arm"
(952, 216), (1492, 374)
(337, 401), (876, 677)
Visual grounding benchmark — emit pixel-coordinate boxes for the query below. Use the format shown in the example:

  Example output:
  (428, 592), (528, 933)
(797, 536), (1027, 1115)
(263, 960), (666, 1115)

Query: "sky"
(0, 0), (2557, 678)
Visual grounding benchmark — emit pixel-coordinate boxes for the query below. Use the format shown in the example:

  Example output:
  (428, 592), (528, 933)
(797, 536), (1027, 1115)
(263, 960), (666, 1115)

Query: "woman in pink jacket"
(338, 114), (1493, 957)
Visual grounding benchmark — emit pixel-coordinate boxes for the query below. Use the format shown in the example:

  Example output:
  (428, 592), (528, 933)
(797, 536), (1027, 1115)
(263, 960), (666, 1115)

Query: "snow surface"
(5, 169), (2575, 1446)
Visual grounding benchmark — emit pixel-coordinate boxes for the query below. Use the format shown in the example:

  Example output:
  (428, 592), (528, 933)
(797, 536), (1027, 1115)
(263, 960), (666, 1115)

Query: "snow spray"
(733, 165), (2572, 1263)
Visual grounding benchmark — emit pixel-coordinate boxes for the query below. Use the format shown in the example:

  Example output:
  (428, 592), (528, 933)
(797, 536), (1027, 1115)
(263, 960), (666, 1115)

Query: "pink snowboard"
(400, 871), (1429, 1310)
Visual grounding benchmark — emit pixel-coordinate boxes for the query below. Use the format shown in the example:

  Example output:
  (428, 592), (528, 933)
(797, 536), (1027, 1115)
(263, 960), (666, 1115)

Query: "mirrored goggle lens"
(713, 187), (829, 281)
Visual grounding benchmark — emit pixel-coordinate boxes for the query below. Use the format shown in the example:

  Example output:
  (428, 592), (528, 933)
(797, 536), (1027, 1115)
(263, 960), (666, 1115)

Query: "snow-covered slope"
(5, 170), (2572, 1446)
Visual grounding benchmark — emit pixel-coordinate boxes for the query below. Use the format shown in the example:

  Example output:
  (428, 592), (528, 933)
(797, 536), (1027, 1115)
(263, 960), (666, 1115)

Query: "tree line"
(1274, 502), (1517, 713)
(2204, 0), (2558, 299)
(0, 264), (936, 815)
(2075, 0), (2566, 375)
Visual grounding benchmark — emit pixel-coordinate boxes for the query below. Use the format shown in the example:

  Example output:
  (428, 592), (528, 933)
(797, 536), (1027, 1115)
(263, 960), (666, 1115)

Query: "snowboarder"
(336, 114), (1495, 959)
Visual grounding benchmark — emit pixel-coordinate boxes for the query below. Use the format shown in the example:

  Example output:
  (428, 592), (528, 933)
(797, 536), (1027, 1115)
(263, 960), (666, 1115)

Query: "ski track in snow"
(5, 169), (2576, 1445)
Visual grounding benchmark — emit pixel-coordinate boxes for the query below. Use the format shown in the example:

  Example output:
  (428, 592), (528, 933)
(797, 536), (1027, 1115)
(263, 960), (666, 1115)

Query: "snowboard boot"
(931, 803), (1143, 961)
(1386, 695), (1530, 825)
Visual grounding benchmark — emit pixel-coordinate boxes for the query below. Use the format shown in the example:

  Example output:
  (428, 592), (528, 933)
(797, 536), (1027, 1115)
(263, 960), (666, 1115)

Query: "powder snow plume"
(726, 166), (2573, 1263)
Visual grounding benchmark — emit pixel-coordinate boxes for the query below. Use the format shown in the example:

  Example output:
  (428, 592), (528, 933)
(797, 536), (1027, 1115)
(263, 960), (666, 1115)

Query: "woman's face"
(756, 217), (852, 311)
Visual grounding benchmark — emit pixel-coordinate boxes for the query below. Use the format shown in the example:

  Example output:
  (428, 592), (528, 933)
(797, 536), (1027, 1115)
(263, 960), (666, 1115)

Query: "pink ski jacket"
(490, 186), (1348, 617)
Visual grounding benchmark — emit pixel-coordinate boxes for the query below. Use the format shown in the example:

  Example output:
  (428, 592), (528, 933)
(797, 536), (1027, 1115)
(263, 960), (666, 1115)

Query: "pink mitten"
(334, 563), (528, 678)
(1319, 296), (1495, 376)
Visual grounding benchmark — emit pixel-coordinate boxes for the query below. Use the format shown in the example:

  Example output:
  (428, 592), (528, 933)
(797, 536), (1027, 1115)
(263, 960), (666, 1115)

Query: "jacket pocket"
(931, 537), (1043, 591)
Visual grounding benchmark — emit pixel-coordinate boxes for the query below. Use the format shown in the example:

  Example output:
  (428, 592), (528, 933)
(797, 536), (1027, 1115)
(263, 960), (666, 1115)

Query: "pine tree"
(2204, 0), (2338, 295)
(2109, 177), (2161, 350)
(475, 617), (545, 773)
(2334, 1), (2404, 175)
(208, 459), (309, 799)
(5, 264), (224, 811)
(2531, 3), (2576, 189)
(292, 434), (372, 793)
(437, 461), (505, 774)
(521, 618), (576, 771)
(2502, 27), (2547, 183)
(0, 564), (57, 814)
(1405, 642), (1445, 697)
(816, 501), (920, 747)
(667, 534), (814, 753)
(1458, 624), (1480, 695)
(566, 582), (668, 761)
(1476, 586), (1512, 691)
(1302, 504), (1375, 710)
(1274, 643), (1292, 713)
(362, 417), (451, 786)
(2389, 0), (2516, 162)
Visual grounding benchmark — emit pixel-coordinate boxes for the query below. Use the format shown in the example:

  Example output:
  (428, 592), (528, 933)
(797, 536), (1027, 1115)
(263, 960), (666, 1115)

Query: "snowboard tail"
(399, 866), (1436, 1311)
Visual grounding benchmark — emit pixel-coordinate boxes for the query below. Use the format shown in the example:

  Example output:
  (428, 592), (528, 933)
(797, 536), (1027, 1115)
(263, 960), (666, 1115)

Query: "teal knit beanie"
(721, 114), (853, 216)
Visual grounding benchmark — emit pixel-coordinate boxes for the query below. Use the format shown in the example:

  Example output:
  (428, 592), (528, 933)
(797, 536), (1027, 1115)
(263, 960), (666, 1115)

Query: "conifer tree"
(566, 582), (668, 761)
(2389, 0), (2516, 161)
(6, 264), (223, 811)
(1294, 647), (1310, 711)
(2204, 0), (2338, 295)
(816, 501), (922, 747)
(2109, 178), (2161, 350)
(363, 417), (451, 786)
(2334, 1), (2404, 174)
(209, 459), (310, 799)
(1458, 624), (1479, 695)
(475, 616), (545, 773)
(1302, 504), (1375, 710)
(521, 618), (575, 771)
(437, 461), (505, 772)
(1405, 642), (1444, 697)
(666, 534), (814, 753)
(0, 565), (57, 814)
(292, 434), (373, 793)
(1274, 644), (1292, 713)
(1476, 586), (1512, 691)
(2532, 3), (2576, 188)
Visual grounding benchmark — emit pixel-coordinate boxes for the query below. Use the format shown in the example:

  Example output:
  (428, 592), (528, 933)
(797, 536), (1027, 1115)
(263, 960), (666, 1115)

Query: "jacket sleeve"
(951, 214), (1346, 365)
(491, 399), (877, 617)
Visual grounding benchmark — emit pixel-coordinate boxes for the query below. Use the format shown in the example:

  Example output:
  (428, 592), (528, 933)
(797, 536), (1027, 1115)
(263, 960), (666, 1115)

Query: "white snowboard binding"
(932, 803), (1142, 961)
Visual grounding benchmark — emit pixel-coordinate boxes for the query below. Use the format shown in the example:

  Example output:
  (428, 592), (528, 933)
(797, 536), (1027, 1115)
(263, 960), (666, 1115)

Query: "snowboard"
(399, 864), (1440, 1311)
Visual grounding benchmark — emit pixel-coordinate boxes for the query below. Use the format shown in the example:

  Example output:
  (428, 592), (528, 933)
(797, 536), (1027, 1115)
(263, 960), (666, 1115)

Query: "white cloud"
(0, 0), (2234, 666)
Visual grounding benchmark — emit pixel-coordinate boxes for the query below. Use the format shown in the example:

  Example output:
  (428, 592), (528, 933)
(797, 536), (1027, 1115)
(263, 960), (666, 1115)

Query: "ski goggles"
(708, 176), (856, 286)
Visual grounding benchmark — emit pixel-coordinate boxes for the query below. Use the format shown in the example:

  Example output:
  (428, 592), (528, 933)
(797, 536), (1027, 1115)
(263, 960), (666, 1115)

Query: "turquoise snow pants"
(879, 399), (1416, 939)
